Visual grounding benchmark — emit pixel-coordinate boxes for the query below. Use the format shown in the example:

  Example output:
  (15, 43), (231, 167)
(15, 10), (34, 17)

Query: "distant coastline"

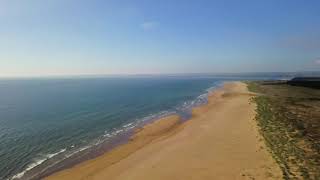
(1, 71), (320, 80)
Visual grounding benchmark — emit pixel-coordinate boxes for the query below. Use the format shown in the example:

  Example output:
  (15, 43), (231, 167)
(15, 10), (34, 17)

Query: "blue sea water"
(0, 75), (282, 180)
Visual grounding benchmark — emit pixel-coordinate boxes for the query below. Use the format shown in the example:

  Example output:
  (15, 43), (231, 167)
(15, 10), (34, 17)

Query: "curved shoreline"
(46, 82), (282, 180)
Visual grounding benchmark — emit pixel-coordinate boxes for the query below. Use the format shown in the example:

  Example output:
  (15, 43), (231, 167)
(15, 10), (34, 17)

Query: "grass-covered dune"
(247, 81), (320, 179)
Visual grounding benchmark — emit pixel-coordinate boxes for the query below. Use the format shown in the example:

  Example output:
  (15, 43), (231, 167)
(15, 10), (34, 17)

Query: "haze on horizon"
(0, 0), (320, 77)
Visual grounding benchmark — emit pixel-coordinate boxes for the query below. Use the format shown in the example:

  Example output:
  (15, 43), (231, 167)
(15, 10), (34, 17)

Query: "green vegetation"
(247, 81), (320, 180)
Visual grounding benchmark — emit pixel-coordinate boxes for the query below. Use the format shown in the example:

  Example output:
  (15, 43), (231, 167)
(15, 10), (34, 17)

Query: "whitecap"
(10, 149), (66, 180)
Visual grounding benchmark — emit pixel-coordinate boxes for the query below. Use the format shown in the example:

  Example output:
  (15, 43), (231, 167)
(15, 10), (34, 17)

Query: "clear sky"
(1, 0), (320, 77)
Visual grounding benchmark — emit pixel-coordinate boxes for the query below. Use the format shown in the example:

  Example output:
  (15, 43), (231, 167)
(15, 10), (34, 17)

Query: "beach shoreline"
(10, 80), (220, 180)
(46, 81), (282, 180)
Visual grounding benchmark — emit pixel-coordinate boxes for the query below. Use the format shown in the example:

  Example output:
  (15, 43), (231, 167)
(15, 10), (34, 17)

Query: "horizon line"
(1, 71), (319, 79)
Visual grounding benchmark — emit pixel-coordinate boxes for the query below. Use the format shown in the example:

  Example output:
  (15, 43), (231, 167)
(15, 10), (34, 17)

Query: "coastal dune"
(46, 82), (282, 180)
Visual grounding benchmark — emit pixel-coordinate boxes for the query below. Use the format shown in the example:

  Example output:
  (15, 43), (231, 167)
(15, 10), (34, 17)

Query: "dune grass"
(247, 81), (320, 180)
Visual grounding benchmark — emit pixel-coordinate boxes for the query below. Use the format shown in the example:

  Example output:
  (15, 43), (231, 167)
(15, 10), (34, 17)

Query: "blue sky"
(0, 0), (320, 77)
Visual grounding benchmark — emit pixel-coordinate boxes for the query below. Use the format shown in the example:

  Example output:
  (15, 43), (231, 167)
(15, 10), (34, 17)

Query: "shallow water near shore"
(0, 75), (282, 180)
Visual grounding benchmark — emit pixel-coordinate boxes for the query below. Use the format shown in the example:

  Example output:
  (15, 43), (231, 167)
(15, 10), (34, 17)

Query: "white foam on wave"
(176, 93), (208, 112)
(64, 145), (91, 158)
(10, 149), (66, 180)
(175, 84), (222, 116)
(123, 122), (133, 128)
(206, 82), (223, 92)
(99, 110), (175, 143)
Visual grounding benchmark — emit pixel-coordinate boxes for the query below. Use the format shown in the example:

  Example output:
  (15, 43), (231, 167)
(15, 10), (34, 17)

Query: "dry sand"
(46, 82), (282, 180)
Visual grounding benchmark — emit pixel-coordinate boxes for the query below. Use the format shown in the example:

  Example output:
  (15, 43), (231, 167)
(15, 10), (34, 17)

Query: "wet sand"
(46, 82), (282, 180)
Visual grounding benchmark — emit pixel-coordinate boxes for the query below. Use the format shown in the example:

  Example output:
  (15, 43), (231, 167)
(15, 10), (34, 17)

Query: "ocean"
(0, 75), (283, 180)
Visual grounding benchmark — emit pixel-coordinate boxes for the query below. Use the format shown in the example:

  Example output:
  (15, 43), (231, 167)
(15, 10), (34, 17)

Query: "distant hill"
(287, 77), (320, 89)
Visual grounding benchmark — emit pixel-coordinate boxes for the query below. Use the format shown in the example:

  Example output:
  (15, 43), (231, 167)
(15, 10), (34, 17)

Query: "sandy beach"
(46, 82), (282, 180)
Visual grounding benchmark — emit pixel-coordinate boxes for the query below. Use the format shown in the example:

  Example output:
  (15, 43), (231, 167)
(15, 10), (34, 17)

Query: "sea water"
(0, 75), (282, 179)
